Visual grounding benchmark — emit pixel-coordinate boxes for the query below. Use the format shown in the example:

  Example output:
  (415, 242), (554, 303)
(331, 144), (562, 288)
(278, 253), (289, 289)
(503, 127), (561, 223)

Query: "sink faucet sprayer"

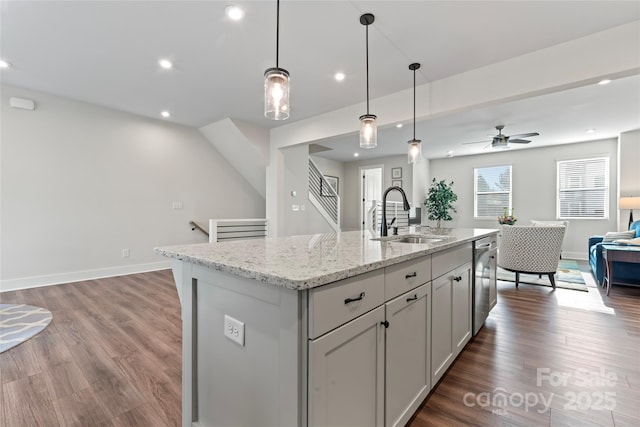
(381, 186), (411, 237)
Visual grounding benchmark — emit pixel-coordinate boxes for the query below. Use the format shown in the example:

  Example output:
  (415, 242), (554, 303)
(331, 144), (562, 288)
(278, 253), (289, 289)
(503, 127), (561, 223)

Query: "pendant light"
(407, 62), (422, 163)
(264, 0), (290, 120)
(359, 13), (377, 149)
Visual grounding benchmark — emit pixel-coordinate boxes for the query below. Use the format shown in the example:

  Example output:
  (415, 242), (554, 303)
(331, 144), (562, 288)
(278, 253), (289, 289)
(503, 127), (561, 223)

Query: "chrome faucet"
(381, 186), (411, 237)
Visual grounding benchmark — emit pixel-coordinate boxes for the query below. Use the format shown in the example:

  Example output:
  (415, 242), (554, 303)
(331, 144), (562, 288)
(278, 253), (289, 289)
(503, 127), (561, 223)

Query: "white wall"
(310, 155), (345, 198)
(618, 129), (640, 230)
(280, 145), (333, 236)
(429, 138), (619, 259)
(267, 22), (640, 236)
(342, 156), (414, 232)
(1, 85), (265, 290)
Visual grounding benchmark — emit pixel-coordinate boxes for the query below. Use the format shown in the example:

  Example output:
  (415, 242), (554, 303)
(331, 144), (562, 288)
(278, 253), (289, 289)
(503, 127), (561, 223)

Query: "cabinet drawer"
(308, 270), (385, 339)
(432, 243), (472, 280)
(384, 256), (431, 300)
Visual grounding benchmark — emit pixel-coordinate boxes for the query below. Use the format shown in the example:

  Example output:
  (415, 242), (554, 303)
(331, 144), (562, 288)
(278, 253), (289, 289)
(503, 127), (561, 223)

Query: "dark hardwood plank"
(409, 270), (640, 427)
(2, 264), (639, 426)
(0, 270), (181, 426)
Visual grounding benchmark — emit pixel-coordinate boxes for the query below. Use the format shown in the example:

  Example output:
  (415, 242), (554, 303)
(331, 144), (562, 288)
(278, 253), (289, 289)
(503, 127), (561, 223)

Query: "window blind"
(475, 165), (512, 218)
(557, 157), (609, 219)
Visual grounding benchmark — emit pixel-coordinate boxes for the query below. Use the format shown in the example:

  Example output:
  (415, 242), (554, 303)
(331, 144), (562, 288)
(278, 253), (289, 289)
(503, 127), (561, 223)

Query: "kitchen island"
(156, 228), (498, 427)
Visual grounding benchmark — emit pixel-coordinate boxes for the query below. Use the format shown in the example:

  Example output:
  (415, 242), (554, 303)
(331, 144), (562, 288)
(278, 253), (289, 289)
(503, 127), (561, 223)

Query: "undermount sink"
(394, 236), (442, 244)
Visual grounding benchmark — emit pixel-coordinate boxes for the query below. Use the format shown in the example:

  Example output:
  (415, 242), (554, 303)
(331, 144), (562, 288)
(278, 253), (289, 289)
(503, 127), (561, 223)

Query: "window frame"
(474, 164), (512, 219)
(556, 157), (609, 220)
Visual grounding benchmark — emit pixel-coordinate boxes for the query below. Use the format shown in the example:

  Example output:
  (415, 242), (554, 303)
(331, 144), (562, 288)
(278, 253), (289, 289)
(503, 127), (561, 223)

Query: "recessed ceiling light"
(396, 123), (403, 128)
(586, 128), (596, 133)
(158, 59), (173, 69)
(334, 72), (345, 81)
(598, 79), (611, 85)
(225, 5), (245, 20)
(446, 150), (454, 157)
(161, 111), (171, 118)
(0, 59), (10, 69)
(354, 153), (359, 157)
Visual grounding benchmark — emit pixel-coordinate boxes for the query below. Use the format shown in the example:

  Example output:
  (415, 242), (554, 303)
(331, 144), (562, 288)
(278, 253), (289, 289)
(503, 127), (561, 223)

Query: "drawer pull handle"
(406, 294), (418, 302)
(405, 272), (417, 279)
(453, 276), (462, 282)
(380, 320), (390, 328)
(344, 292), (365, 304)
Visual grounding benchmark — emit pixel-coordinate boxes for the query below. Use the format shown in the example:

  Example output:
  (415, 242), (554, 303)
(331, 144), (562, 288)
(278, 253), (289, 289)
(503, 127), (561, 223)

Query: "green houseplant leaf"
(423, 178), (458, 228)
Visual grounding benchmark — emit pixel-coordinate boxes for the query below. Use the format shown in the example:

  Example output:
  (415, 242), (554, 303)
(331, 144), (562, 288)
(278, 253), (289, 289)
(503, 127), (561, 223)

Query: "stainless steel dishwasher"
(473, 236), (497, 335)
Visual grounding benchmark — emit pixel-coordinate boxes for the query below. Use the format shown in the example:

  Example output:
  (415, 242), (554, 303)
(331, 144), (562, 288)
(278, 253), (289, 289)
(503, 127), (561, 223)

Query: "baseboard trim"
(563, 251), (588, 261)
(0, 261), (172, 292)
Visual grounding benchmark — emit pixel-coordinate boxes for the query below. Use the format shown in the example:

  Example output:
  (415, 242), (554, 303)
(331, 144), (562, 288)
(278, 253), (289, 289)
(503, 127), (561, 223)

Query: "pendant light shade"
(359, 114), (377, 149)
(264, 0), (290, 120)
(407, 62), (422, 163)
(408, 139), (422, 163)
(264, 67), (290, 120)
(359, 13), (377, 149)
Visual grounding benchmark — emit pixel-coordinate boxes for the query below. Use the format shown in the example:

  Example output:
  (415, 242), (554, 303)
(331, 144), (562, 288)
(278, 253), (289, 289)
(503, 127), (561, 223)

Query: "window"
(557, 157), (609, 219)
(475, 165), (512, 218)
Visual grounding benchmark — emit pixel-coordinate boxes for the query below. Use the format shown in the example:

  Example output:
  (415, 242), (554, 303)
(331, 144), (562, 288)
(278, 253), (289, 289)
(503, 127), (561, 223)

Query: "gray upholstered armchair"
(498, 225), (567, 288)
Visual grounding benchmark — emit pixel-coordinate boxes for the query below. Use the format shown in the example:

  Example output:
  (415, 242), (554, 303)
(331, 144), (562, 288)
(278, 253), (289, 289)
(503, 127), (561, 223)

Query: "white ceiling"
(2, 1), (640, 161)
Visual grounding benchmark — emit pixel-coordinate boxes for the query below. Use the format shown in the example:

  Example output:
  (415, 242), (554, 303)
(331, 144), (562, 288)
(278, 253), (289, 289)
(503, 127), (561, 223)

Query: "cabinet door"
(385, 283), (431, 427)
(431, 273), (453, 385)
(308, 306), (385, 427)
(452, 262), (472, 357)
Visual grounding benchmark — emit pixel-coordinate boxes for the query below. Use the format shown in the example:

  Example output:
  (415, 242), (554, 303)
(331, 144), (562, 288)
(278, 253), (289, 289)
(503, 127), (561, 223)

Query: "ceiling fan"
(463, 125), (540, 149)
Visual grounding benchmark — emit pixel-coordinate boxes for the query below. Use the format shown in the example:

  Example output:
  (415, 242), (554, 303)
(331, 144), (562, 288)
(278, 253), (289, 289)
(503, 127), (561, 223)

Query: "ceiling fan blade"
(462, 139), (491, 145)
(509, 132), (539, 139)
(508, 139), (531, 144)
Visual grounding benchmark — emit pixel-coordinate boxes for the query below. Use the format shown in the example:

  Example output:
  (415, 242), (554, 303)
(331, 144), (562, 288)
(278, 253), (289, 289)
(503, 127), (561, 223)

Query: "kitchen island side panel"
(179, 262), (305, 427)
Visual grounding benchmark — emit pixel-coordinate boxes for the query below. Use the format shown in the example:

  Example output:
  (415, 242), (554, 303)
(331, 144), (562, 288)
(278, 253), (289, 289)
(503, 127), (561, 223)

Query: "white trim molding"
(0, 261), (171, 292)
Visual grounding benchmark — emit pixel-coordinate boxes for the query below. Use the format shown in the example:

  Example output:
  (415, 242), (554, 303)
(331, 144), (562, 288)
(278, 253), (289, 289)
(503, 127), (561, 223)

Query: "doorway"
(360, 165), (383, 230)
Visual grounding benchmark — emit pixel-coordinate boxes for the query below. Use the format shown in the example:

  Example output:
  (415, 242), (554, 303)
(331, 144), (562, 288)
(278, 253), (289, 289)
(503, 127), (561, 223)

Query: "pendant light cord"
(413, 68), (416, 140)
(276, 0), (280, 68)
(365, 22), (370, 115)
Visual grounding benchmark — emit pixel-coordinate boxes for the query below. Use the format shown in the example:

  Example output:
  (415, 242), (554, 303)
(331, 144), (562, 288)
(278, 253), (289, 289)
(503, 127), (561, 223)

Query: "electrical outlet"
(223, 314), (245, 346)
(122, 248), (130, 257)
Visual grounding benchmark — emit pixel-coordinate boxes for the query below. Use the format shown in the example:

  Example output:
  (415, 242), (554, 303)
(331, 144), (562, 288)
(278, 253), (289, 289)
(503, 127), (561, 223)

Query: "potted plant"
(497, 207), (517, 225)
(424, 178), (458, 229)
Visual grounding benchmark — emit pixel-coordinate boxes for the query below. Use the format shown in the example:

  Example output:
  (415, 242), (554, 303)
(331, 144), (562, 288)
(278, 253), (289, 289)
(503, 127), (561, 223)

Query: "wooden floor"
(410, 266), (640, 427)
(0, 271), (182, 427)
(1, 265), (639, 426)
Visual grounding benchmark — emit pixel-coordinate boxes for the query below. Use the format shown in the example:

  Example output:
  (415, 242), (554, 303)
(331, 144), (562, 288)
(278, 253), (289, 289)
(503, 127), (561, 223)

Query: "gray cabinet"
(431, 273), (453, 385)
(431, 243), (474, 386)
(170, 233), (492, 427)
(385, 283), (431, 427)
(452, 262), (472, 357)
(308, 306), (385, 427)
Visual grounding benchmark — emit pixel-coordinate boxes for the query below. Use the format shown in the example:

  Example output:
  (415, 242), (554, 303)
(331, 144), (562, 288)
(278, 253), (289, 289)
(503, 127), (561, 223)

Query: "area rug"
(497, 259), (588, 292)
(0, 304), (53, 353)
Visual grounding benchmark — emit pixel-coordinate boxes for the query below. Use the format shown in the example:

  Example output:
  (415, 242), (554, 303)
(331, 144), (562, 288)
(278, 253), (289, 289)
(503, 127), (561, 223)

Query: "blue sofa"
(589, 220), (640, 285)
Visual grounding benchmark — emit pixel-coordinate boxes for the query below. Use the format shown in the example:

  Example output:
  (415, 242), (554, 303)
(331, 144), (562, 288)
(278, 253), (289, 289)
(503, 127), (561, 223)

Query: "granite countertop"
(155, 228), (498, 290)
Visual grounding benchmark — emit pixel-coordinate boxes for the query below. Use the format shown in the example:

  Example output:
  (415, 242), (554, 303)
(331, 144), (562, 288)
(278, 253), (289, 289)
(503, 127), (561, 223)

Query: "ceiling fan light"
(408, 139), (422, 163)
(264, 67), (290, 120)
(359, 114), (377, 149)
